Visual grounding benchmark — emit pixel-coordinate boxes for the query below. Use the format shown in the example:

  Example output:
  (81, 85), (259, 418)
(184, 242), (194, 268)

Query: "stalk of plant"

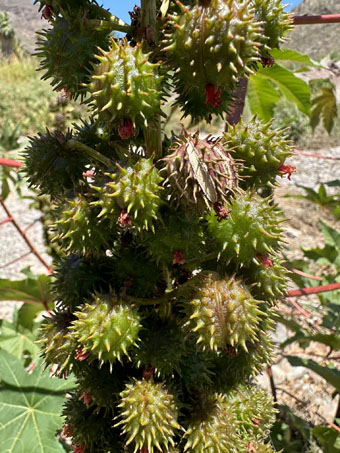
(27, 0), (294, 451)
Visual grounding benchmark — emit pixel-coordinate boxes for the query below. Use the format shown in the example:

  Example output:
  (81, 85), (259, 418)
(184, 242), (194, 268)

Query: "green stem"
(87, 19), (131, 34)
(65, 139), (112, 168)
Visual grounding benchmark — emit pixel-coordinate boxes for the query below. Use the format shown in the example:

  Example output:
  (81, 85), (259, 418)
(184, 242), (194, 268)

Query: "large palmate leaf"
(0, 350), (75, 452)
(312, 427), (340, 453)
(248, 63), (311, 121)
(0, 318), (40, 361)
(0, 274), (53, 305)
(286, 356), (340, 392)
(270, 49), (320, 67)
(311, 86), (337, 134)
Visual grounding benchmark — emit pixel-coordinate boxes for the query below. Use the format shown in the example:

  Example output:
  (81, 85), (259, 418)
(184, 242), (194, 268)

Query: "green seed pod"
(70, 295), (142, 369)
(207, 189), (284, 267)
(180, 271), (264, 351)
(89, 38), (163, 134)
(163, 0), (260, 119)
(24, 130), (87, 199)
(162, 130), (237, 214)
(251, 0), (293, 55)
(91, 157), (163, 230)
(224, 118), (293, 189)
(36, 16), (110, 99)
(182, 392), (240, 452)
(38, 310), (78, 377)
(115, 378), (181, 452)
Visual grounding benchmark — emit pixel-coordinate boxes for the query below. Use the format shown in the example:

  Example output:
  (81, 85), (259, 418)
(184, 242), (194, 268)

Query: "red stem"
(287, 282), (340, 297)
(291, 268), (323, 282)
(0, 216), (13, 226)
(286, 296), (312, 318)
(293, 14), (340, 25)
(294, 149), (340, 161)
(0, 158), (23, 168)
(0, 198), (52, 273)
(0, 251), (32, 269)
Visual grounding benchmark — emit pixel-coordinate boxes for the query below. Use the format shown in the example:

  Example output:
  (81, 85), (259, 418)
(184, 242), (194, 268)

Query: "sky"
(102, 0), (302, 23)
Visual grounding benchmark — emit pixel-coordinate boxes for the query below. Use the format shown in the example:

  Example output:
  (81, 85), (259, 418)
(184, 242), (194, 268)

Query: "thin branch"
(290, 268), (323, 282)
(293, 14), (340, 25)
(294, 149), (340, 161)
(0, 198), (52, 273)
(267, 367), (277, 403)
(287, 282), (340, 298)
(0, 251), (31, 269)
(0, 216), (13, 226)
(286, 296), (312, 318)
(65, 139), (112, 169)
(0, 158), (23, 168)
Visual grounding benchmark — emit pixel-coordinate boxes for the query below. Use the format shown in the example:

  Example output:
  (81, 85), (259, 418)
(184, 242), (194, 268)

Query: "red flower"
(118, 209), (132, 227)
(213, 202), (230, 220)
(72, 445), (85, 453)
(257, 254), (273, 268)
(74, 348), (90, 362)
(205, 84), (222, 107)
(62, 423), (73, 438)
(79, 392), (92, 408)
(261, 55), (275, 67)
(278, 164), (296, 180)
(173, 250), (185, 265)
(41, 6), (53, 20)
(118, 119), (136, 140)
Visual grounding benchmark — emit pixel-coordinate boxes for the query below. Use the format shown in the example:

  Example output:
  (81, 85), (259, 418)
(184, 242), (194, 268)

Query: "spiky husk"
(133, 316), (185, 377)
(224, 118), (292, 188)
(38, 310), (78, 377)
(91, 157), (163, 230)
(163, 0), (260, 119)
(36, 16), (110, 99)
(180, 271), (263, 351)
(54, 195), (114, 255)
(115, 378), (181, 452)
(229, 384), (276, 442)
(182, 392), (240, 453)
(62, 392), (121, 452)
(162, 130), (237, 214)
(52, 254), (115, 311)
(207, 189), (284, 266)
(251, 0), (293, 54)
(144, 207), (206, 269)
(90, 38), (162, 131)
(70, 295), (141, 368)
(24, 130), (87, 199)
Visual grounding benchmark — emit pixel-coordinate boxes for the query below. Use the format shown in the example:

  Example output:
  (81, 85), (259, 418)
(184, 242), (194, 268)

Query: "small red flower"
(247, 442), (257, 453)
(118, 119), (136, 140)
(140, 447), (149, 453)
(118, 209), (132, 227)
(173, 250), (185, 265)
(278, 164), (296, 180)
(74, 348), (90, 362)
(205, 84), (222, 108)
(62, 423), (73, 438)
(257, 254), (273, 268)
(213, 202), (231, 221)
(261, 55), (275, 67)
(79, 392), (92, 408)
(41, 5), (53, 20)
(72, 445), (85, 453)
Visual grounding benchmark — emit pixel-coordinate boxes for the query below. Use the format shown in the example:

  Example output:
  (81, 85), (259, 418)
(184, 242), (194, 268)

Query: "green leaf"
(286, 355), (340, 392)
(18, 303), (44, 331)
(0, 350), (74, 453)
(247, 74), (281, 122)
(312, 427), (340, 453)
(0, 316), (40, 361)
(0, 275), (53, 305)
(320, 221), (340, 251)
(311, 87), (337, 133)
(270, 49), (320, 67)
(256, 64), (311, 116)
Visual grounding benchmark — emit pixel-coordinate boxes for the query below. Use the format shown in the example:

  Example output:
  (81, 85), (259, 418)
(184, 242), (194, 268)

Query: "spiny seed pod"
(180, 271), (264, 351)
(36, 16), (110, 98)
(91, 157), (163, 230)
(62, 393), (121, 452)
(144, 208), (206, 269)
(162, 0), (260, 118)
(180, 344), (215, 391)
(224, 118), (292, 188)
(245, 255), (290, 305)
(247, 441), (278, 452)
(24, 130), (87, 199)
(183, 392), (240, 452)
(70, 295), (141, 369)
(54, 195), (114, 255)
(114, 378), (181, 452)
(229, 384), (276, 441)
(251, 0), (293, 55)
(89, 38), (162, 135)
(38, 310), (78, 377)
(207, 189), (284, 266)
(162, 130), (237, 214)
